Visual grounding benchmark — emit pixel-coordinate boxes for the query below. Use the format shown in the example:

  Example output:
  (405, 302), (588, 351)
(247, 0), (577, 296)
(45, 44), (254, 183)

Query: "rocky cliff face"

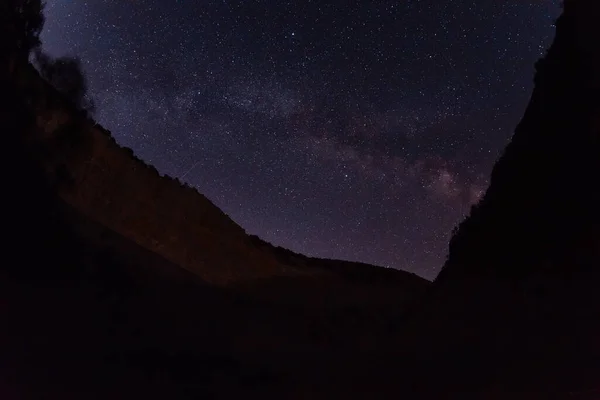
(397, 0), (600, 392)
(438, 0), (600, 284)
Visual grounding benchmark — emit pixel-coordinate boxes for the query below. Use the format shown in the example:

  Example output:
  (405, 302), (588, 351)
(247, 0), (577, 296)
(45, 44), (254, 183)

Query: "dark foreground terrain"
(2, 0), (600, 398)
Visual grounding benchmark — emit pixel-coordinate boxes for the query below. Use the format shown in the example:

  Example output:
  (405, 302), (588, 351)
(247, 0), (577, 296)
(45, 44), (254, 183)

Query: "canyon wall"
(25, 66), (290, 285)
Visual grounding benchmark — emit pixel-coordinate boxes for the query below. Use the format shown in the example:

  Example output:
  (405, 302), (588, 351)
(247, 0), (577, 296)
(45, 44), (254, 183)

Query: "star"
(40, 0), (562, 280)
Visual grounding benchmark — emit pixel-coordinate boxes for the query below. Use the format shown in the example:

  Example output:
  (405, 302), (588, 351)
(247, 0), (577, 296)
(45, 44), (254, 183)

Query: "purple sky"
(41, 0), (561, 279)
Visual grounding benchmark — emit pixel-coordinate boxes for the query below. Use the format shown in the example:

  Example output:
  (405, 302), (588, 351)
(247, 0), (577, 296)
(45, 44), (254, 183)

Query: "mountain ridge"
(3, 0), (600, 397)
(18, 60), (428, 288)
(387, 1), (600, 394)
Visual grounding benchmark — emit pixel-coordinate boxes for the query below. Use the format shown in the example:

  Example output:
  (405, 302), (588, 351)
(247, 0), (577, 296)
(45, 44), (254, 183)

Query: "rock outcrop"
(439, 0), (600, 283)
(396, 0), (600, 393)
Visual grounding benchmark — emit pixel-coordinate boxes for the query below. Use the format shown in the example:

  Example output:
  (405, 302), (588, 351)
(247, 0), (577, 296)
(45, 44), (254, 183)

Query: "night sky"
(41, 0), (561, 280)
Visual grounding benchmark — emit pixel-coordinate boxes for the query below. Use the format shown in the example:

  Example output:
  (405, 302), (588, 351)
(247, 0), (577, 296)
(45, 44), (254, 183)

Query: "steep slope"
(11, 1), (600, 397)
(16, 62), (428, 291)
(2, 43), (432, 398)
(439, 0), (600, 283)
(394, 0), (600, 394)
(23, 65), (282, 285)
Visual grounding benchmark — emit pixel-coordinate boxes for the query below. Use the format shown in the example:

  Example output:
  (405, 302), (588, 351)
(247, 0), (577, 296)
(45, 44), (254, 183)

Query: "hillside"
(16, 60), (427, 290)
(4, 86), (428, 399)
(2, 11), (430, 398)
(3, 0), (600, 397)
(389, 0), (600, 395)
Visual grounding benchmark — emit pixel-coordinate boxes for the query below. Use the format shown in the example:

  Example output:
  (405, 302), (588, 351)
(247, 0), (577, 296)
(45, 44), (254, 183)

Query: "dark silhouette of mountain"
(3, 0), (600, 398)
(12, 59), (427, 289)
(385, 0), (600, 396)
(1, 3), (429, 399)
(3, 62), (428, 396)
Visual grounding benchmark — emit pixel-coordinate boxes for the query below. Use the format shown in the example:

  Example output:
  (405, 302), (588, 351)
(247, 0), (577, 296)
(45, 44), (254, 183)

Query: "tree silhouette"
(0, 0), (45, 71)
(1, 0), (80, 280)
(33, 49), (96, 114)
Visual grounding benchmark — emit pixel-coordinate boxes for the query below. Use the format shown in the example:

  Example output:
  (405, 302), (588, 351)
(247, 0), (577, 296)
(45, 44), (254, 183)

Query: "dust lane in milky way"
(41, 0), (561, 279)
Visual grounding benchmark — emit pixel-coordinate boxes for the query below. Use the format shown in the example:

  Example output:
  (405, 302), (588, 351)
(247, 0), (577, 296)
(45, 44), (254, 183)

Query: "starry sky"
(41, 0), (561, 280)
